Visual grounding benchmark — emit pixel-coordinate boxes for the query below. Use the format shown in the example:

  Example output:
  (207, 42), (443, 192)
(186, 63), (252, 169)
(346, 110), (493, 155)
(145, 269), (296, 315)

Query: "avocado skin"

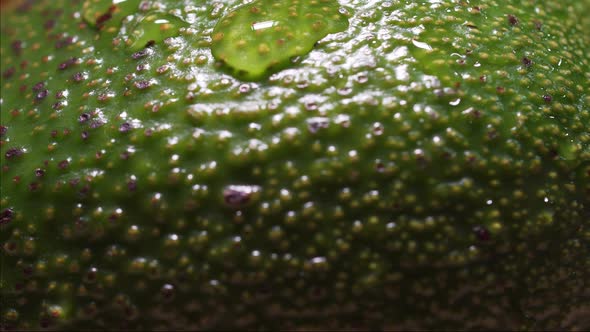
(1, 0), (589, 330)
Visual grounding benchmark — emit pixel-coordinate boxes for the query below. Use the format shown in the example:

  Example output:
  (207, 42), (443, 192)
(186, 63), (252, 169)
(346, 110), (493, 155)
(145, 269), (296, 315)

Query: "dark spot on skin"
(2, 67), (16, 79)
(36, 89), (49, 101)
(58, 160), (70, 170)
(161, 284), (175, 300)
(32, 82), (45, 92)
(119, 122), (132, 132)
(90, 120), (105, 129)
(139, 1), (151, 11)
(78, 113), (91, 123)
(305, 102), (318, 111)
(120, 151), (131, 160)
(156, 65), (169, 74)
(522, 57), (532, 67)
(72, 72), (85, 82)
(58, 57), (77, 70)
(223, 187), (254, 208)
(543, 94), (552, 103)
(35, 168), (45, 177)
(473, 225), (491, 241)
(134, 80), (151, 89)
(0, 208), (14, 225)
(5, 148), (23, 160)
(11, 40), (23, 55)
(375, 161), (385, 173)
(238, 84), (250, 94)
(55, 36), (74, 49)
(85, 267), (98, 283)
(28, 182), (40, 192)
(0, 126), (7, 137)
(96, 6), (116, 28)
(507, 14), (519, 26)
(22, 265), (34, 277)
(52, 102), (64, 110)
(337, 87), (352, 96)
(307, 117), (330, 133)
(44, 19), (56, 30)
(16, 0), (34, 13)
(132, 49), (149, 59)
(127, 180), (137, 191)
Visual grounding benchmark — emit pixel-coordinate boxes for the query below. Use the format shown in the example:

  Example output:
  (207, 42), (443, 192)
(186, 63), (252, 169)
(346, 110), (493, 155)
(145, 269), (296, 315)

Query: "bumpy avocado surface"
(1, 0), (589, 330)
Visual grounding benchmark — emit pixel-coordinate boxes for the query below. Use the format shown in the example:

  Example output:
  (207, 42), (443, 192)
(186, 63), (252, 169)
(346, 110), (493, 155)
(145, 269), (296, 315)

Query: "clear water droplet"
(83, 0), (141, 28)
(211, 0), (351, 80)
(127, 12), (188, 51)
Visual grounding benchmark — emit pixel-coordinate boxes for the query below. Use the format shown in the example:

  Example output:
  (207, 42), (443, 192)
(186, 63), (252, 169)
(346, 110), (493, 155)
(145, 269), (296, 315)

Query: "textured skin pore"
(1, 0), (589, 330)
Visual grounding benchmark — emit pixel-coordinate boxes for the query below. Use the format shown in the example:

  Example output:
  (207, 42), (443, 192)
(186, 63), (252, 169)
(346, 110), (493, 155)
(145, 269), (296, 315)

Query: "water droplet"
(126, 12), (188, 51)
(82, 0), (141, 28)
(211, 0), (351, 80)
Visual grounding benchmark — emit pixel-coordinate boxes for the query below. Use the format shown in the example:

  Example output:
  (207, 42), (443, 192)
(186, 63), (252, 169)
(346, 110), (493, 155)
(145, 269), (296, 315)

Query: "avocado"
(1, 0), (589, 330)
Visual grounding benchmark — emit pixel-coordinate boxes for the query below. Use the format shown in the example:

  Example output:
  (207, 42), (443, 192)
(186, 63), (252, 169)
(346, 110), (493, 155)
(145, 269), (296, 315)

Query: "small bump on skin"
(507, 14), (519, 26)
(0, 208), (14, 225)
(58, 57), (77, 70)
(5, 147), (24, 160)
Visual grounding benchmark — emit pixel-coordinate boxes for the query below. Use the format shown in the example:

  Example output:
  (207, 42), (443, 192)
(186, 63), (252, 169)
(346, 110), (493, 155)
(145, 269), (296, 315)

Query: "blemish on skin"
(223, 185), (260, 208)
(507, 14), (518, 26)
(521, 57), (532, 67)
(543, 94), (552, 103)
(58, 57), (77, 70)
(2, 66), (16, 78)
(5, 147), (24, 160)
(473, 225), (491, 241)
(58, 160), (70, 169)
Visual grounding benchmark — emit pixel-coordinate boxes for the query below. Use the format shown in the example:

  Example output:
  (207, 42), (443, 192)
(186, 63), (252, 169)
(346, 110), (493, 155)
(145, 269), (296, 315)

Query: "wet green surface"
(0, 0), (589, 330)
(211, 0), (351, 80)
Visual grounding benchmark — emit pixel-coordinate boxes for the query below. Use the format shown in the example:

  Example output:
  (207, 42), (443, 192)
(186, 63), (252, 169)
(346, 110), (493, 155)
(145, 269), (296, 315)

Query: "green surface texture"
(1, 0), (589, 330)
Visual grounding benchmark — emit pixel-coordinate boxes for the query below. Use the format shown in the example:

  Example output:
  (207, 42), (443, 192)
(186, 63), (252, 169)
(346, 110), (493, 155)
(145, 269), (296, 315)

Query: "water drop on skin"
(127, 13), (188, 51)
(211, 0), (351, 80)
(82, 0), (141, 28)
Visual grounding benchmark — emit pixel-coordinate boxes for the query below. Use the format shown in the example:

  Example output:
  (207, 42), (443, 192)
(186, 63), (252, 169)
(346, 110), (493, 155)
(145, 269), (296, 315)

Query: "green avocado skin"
(1, 0), (589, 330)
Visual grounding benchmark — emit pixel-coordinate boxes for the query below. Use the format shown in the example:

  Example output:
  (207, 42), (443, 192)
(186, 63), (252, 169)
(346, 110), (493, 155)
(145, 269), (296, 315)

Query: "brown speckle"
(11, 40), (23, 55)
(5, 147), (23, 160)
(543, 94), (552, 103)
(58, 160), (70, 169)
(522, 57), (532, 67)
(507, 14), (518, 26)
(134, 80), (151, 89)
(0, 208), (14, 225)
(58, 57), (77, 70)
(2, 67), (16, 79)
